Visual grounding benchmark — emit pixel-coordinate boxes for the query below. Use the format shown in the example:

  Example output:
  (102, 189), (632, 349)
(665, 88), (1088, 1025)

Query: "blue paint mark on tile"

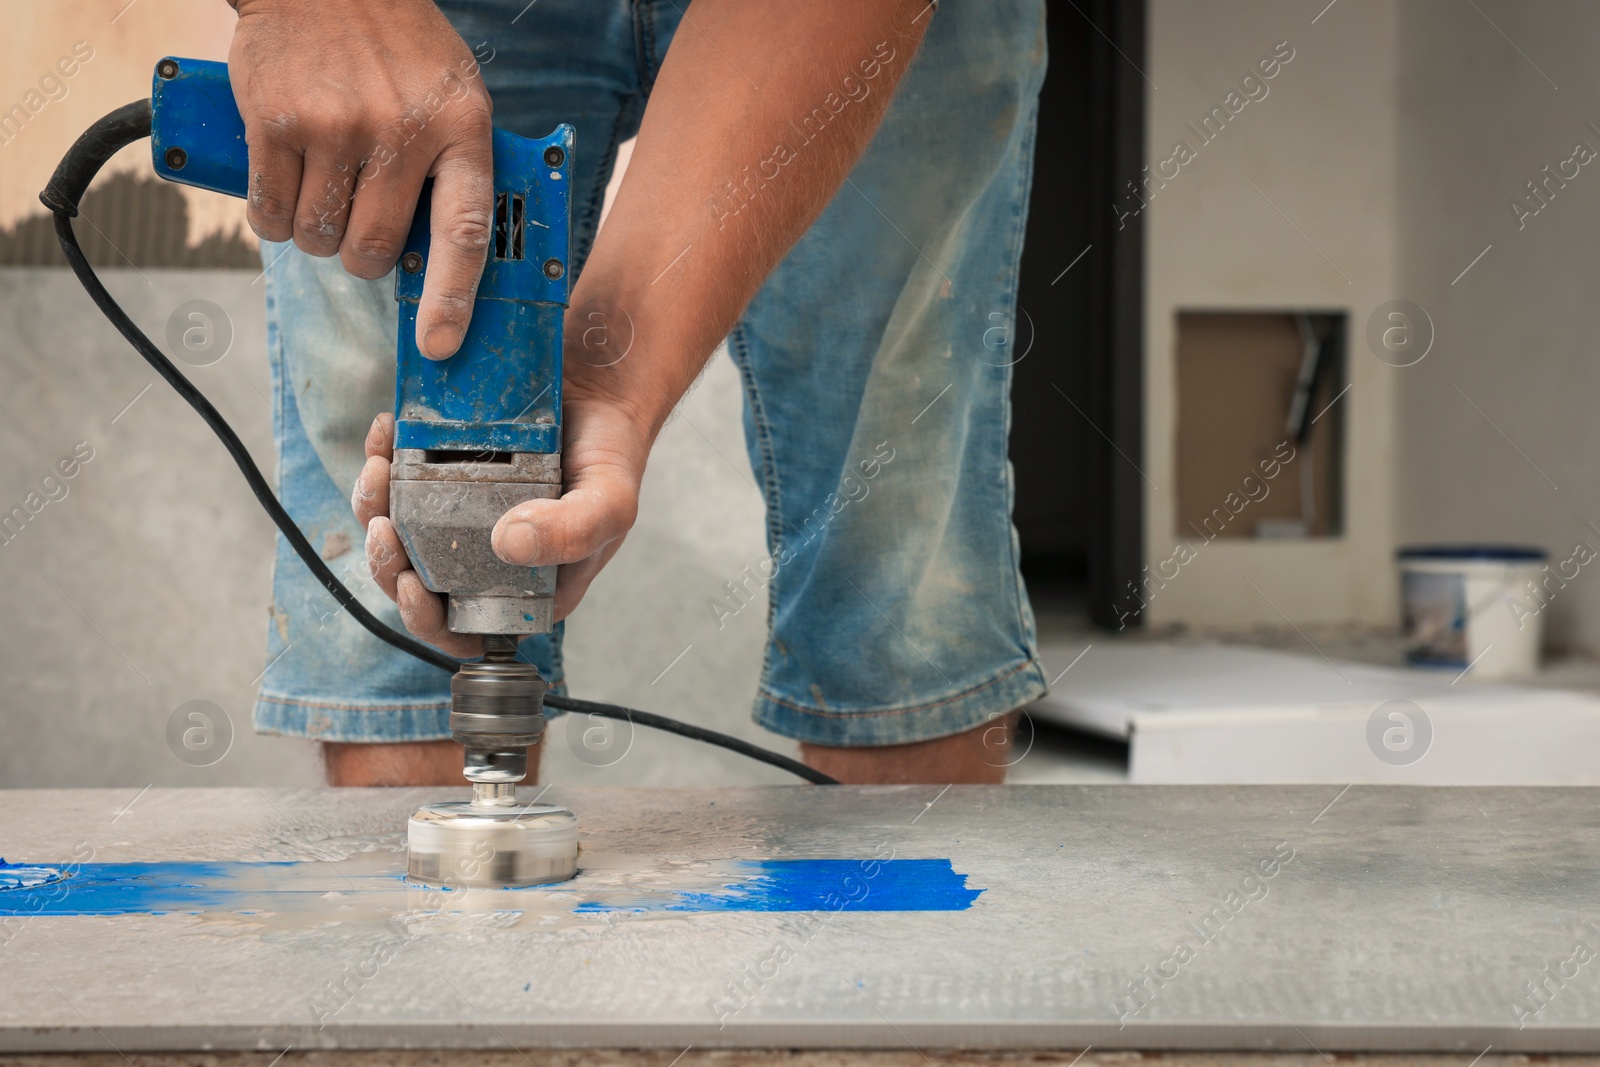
(577, 859), (982, 913)
(0, 857), (982, 917)
(0, 860), (70, 890)
(0, 859), (304, 916)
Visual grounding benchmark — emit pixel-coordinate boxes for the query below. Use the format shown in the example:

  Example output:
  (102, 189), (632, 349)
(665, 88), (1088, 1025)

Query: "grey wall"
(1395, 1), (1600, 653)
(0, 267), (787, 788)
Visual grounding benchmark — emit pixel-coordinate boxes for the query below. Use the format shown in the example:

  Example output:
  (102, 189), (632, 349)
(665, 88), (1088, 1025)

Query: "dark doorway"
(1011, 0), (1146, 629)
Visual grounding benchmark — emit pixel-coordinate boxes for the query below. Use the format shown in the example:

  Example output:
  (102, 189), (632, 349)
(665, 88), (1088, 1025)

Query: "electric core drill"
(150, 57), (578, 887)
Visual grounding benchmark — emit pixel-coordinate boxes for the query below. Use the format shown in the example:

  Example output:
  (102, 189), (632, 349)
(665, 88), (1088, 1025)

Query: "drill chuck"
(451, 640), (546, 784)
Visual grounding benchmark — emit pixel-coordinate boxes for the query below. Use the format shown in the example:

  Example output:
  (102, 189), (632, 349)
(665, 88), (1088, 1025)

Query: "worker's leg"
(323, 739), (503, 787)
(728, 0), (1050, 783)
(801, 714), (1020, 786)
(253, 0), (659, 784)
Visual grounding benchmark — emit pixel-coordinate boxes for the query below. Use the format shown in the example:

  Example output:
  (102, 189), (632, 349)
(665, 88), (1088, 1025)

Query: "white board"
(1028, 642), (1600, 784)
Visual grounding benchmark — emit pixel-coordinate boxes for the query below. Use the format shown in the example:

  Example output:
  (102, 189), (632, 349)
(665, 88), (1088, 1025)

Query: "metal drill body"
(389, 451), (562, 637)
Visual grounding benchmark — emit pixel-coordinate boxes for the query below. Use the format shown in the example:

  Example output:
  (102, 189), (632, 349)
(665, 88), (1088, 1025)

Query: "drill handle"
(150, 58), (250, 199)
(149, 56), (571, 457)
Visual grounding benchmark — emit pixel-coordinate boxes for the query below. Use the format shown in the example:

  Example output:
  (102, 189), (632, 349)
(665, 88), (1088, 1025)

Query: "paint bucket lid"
(1397, 544), (1546, 563)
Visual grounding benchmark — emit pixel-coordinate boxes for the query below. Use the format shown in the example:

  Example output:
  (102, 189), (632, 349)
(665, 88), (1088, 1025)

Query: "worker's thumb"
(490, 467), (638, 568)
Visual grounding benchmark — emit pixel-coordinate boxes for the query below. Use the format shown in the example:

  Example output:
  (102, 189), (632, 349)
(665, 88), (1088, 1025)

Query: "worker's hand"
(228, 0), (493, 359)
(352, 396), (647, 657)
(486, 380), (648, 613)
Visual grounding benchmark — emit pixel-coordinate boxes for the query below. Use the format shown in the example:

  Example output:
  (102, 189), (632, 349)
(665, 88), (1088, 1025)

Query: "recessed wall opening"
(1175, 311), (1345, 541)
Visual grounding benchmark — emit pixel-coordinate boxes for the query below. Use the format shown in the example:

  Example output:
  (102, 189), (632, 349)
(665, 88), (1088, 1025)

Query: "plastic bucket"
(1398, 545), (1547, 679)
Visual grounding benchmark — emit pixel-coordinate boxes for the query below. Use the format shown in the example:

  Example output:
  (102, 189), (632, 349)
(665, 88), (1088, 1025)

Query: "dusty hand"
(229, 0), (493, 358)
(352, 387), (648, 657)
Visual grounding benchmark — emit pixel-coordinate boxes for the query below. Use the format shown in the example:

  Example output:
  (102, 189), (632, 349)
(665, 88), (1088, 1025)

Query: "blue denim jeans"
(255, 0), (1049, 747)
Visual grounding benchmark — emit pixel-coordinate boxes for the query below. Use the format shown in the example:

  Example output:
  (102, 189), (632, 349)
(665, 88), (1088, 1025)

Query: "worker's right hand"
(228, 0), (493, 359)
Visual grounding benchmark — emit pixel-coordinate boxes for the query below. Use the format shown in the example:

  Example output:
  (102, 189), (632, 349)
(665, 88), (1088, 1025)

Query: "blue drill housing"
(150, 56), (569, 457)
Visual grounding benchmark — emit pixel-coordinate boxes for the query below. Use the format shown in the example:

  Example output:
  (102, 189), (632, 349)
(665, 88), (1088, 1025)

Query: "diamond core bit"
(407, 784), (579, 888)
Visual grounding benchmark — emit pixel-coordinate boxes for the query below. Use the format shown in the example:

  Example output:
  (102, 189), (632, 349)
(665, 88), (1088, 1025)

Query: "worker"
(233, 0), (1049, 787)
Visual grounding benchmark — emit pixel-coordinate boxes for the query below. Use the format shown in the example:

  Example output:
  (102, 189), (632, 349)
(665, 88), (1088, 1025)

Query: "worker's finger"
(364, 516), (408, 600)
(490, 465), (638, 568)
(353, 414), (394, 527)
(352, 454), (391, 529)
(414, 122), (494, 360)
(396, 570), (482, 658)
(341, 145), (429, 281)
(292, 148), (359, 256)
(241, 113), (303, 243)
(364, 412), (395, 460)
(353, 415), (393, 531)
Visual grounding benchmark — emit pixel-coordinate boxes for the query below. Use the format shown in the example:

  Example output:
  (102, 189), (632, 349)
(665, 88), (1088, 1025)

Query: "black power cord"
(43, 100), (837, 788)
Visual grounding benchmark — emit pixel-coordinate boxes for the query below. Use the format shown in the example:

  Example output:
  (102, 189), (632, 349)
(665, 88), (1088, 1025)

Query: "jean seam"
(728, 324), (786, 557)
(263, 261), (289, 671)
(257, 678), (566, 715)
(572, 110), (627, 279)
(727, 324), (785, 688)
(265, 269), (287, 496)
(636, 0), (659, 92)
(757, 657), (1040, 720)
(258, 695), (453, 713)
(997, 94), (1044, 663)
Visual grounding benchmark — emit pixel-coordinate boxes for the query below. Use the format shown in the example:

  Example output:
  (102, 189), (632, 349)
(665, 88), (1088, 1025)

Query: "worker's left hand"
(352, 386), (647, 657)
